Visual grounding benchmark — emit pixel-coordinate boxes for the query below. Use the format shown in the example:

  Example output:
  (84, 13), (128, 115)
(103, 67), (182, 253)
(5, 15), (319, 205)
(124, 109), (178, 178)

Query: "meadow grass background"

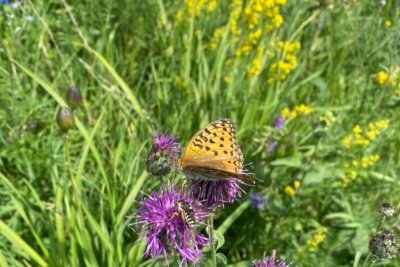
(1, 0), (400, 266)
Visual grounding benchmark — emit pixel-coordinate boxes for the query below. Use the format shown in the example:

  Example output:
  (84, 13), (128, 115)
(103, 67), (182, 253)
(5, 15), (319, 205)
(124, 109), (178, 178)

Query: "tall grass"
(0, 0), (399, 266)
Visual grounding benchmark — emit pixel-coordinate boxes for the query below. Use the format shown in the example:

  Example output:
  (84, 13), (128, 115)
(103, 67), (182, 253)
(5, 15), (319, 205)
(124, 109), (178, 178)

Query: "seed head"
(369, 229), (398, 261)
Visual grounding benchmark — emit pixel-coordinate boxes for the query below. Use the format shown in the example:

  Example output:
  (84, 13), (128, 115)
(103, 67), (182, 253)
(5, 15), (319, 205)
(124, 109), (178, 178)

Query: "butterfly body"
(175, 119), (254, 185)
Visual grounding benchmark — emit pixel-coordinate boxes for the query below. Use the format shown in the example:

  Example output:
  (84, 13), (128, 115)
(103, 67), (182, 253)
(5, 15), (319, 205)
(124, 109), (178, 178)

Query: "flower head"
(187, 178), (244, 208)
(251, 194), (267, 211)
(152, 128), (180, 156)
(145, 129), (180, 176)
(135, 185), (212, 266)
(369, 229), (398, 260)
(275, 117), (284, 129)
(252, 251), (290, 267)
(379, 202), (395, 218)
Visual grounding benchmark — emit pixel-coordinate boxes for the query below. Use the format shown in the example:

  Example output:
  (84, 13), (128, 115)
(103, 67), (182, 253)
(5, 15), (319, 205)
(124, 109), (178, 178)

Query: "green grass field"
(1, 0), (400, 266)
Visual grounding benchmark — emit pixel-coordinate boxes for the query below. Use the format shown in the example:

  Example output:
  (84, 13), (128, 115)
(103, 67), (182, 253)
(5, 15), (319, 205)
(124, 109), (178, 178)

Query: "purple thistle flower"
(187, 178), (244, 208)
(145, 128), (180, 176)
(135, 185), (212, 266)
(275, 117), (284, 129)
(250, 194), (267, 211)
(152, 128), (180, 157)
(252, 251), (290, 267)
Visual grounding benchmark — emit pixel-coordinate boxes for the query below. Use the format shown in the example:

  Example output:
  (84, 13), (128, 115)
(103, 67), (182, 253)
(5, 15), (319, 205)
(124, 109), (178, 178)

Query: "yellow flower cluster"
(375, 70), (400, 96)
(306, 228), (327, 252)
(284, 181), (300, 197)
(281, 104), (313, 120)
(244, 0), (286, 31)
(319, 111), (337, 128)
(229, 0), (243, 35)
(247, 46), (264, 79)
(235, 28), (263, 61)
(340, 155), (380, 188)
(183, 0), (217, 17)
(268, 41), (301, 83)
(376, 71), (398, 86)
(341, 119), (390, 149)
(210, 27), (226, 50)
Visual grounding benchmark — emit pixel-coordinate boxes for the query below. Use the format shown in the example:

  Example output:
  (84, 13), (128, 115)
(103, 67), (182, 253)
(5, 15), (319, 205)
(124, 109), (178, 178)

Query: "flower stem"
(209, 216), (217, 267)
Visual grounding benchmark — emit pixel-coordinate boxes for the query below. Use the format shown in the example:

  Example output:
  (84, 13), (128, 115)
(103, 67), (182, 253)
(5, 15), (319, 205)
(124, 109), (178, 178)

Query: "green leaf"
(213, 230), (225, 250)
(0, 220), (47, 267)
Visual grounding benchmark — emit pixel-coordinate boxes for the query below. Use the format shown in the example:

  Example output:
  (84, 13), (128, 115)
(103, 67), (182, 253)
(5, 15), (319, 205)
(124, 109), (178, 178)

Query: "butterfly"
(175, 118), (254, 185)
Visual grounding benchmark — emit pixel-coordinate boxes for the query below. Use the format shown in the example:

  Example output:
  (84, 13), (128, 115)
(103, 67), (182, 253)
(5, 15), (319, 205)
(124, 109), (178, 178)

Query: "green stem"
(63, 135), (80, 210)
(209, 217), (217, 267)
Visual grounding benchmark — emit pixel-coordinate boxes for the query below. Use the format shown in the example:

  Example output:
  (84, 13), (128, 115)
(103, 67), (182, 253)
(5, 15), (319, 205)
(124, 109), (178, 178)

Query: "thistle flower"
(252, 251), (290, 267)
(379, 202), (395, 218)
(251, 194), (267, 211)
(145, 129), (180, 176)
(187, 178), (244, 208)
(135, 185), (211, 266)
(369, 229), (398, 260)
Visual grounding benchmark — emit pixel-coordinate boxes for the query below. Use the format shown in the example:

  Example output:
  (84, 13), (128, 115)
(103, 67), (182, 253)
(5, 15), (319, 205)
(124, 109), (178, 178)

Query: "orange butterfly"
(175, 119), (255, 185)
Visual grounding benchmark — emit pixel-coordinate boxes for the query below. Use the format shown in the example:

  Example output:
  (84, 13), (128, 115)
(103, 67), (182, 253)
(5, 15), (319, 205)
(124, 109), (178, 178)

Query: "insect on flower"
(176, 199), (198, 227)
(174, 118), (255, 185)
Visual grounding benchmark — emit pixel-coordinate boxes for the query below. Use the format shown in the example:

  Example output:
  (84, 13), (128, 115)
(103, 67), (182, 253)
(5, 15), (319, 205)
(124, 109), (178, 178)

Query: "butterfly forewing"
(179, 119), (254, 184)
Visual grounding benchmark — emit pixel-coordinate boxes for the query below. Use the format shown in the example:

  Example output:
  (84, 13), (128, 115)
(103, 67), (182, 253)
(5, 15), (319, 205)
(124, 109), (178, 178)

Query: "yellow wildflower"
(376, 71), (389, 85)
(375, 119), (389, 129)
(348, 171), (357, 180)
(294, 181), (301, 189)
(295, 104), (313, 115)
(229, 0), (242, 35)
(289, 111), (298, 119)
(284, 186), (295, 197)
(210, 27), (225, 50)
(206, 0), (217, 12)
(352, 125), (362, 134)
(281, 107), (290, 119)
(307, 229), (327, 252)
(175, 10), (184, 25)
(342, 136), (352, 149)
(247, 47), (264, 80)
(384, 20), (392, 28)
(223, 76), (232, 84)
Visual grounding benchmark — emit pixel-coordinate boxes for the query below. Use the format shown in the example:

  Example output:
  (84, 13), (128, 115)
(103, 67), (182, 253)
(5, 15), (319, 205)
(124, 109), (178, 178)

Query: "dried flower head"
(135, 185), (211, 266)
(369, 229), (398, 261)
(187, 178), (244, 208)
(379, 203), (395, 218)
(145, 129), (180, 176)
(252, 251), (290, 267)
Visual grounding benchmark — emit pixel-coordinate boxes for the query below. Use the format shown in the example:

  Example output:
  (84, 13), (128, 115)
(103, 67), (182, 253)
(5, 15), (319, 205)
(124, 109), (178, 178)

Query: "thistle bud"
(145, 129), (179, 176)
(66, 86), (82, 110)
(145, 146), (173, 176)
(369, 229), (398, 260)
(379, 203), (395, 218)
(57, 107), (75, 132)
